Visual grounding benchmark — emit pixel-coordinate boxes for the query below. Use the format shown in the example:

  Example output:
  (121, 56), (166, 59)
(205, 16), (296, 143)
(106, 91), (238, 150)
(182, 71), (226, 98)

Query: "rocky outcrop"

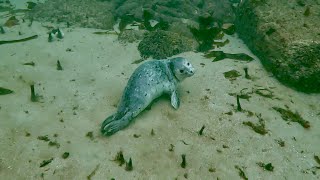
(235, 0), (320, 93)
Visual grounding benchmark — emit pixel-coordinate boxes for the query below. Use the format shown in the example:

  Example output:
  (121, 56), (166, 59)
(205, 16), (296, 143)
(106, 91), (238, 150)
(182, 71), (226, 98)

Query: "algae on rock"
(138, 30), (197, 59)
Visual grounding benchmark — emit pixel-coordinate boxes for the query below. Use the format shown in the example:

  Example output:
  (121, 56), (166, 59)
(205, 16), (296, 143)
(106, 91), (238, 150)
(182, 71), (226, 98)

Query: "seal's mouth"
(187, 67), (195, 76)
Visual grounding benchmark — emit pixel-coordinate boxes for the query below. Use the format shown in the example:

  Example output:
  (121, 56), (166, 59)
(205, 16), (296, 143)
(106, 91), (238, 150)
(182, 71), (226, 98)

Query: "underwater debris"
(62, 152), (70, 159)
(275, 139), (285, 147)
(204, 51), (254, 62)
(223, 70), (241, 81)
(114, 151), (125, 166)
(235, 165), (248, 180)
(133, 134), (141, 138)
(169, 144), (174, 152)
(87, 164), (100, 180)
(272, 107), (310, 128)
(257, 162), (274, 171)
(57, 60), (63, 70)
(30, 84), (42, 102)
(0, 87), (13, 95)
(40, 158), (53, 167)
(0, 35), (38, 45)
(236, 95), (242, 111)
(243, 114), (268, 135)
(125, 158), (133, 171)
(37, 135), (50, 142)
(180, 154), (186, 168)
(184, 173), (188, 178)
(4, 16), (19, 27)
(48, 140), (60, 148)
(243, 67), (251, 79)
(150, 129), (155, 136)
(0, 26), (5, 34)
(198, 125), (205, 135)
(86, 131), (94, 140)
(23, 61), (35, 66)
(141, 10), (169, 31)
(180, 140), (189, 145)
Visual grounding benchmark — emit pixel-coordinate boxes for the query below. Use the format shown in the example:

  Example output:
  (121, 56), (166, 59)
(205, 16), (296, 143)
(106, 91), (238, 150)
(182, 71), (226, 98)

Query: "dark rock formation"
(235, 0), (320, 93)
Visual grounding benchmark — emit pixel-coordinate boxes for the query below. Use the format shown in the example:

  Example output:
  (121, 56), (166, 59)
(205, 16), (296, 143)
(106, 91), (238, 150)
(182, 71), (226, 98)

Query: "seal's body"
(101, 57), (195, 136)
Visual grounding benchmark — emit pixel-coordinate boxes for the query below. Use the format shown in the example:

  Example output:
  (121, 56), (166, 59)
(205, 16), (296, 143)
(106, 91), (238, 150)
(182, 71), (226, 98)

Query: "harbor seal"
(101, 57), (195, 136)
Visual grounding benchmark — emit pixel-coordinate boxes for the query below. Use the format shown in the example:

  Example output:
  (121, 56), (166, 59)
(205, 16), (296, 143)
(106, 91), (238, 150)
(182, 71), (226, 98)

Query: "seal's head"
(170, 57), (195, 81)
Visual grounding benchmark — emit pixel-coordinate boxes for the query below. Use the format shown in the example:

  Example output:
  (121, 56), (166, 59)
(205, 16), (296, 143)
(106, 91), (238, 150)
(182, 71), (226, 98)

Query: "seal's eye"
(187, 63), (190, 66)
(180, 69), (184, 73)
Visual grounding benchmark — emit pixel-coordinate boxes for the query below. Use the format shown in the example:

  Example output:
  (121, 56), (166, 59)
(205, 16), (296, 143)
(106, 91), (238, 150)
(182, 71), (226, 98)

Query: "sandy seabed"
(1, 3), (320, 180)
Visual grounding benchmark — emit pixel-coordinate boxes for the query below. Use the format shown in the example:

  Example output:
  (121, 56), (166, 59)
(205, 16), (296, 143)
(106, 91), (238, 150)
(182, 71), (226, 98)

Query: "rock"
(235, 0), (320, 93)
(137, 30), (197, 59)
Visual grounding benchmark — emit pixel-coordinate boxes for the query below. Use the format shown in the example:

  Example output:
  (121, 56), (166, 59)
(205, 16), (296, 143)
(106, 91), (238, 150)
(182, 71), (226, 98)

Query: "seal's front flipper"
(170, 90), (180, 109)
(101, 113), (133, 136)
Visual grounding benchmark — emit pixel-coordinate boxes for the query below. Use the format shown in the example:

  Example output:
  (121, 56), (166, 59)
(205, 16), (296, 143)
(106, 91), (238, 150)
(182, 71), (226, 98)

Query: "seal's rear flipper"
(101, 114), (115, 133)
(101, 112), (133, 136)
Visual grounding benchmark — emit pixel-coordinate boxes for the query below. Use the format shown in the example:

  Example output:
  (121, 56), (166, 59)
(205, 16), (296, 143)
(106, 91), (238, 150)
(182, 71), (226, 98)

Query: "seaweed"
(244, 67), (251, 79)
(0, 87), (13, 95)
(169, 144), (174, 152)
(48, 140), (60, 148)
(30, 84), (42, 102)
(237, 95), (242, 111)
(150, 129), (155, 136)
(37, 135), (50, 142)
(87, 164), (100, 180)
(27, 2), (37, 9)
(209, 167), (216, 172)
(189, 15), (221, 52)
(0, 26), (5, 34)
(223, 70), (241, 81)
(235, 165), (248, 180)
(204, 51), (254, 62)
(273, 107), (310, 128)
(243, 115), (268, 135)
(57, 60), (63, 70)
(40, 158), (53, 167)
(275, 139), (285, 147)
(131, 59), (144, 64)
(0, 35), (38, 45)
(114, 151), (125, 166)
(62, 152), (70, 159)
(180, 154), (186, 168)
(198, 125), (205, 135)
(254, 88), (275, 99)
(229, 92), (251, 101)
(125, 158), (133, 171)
(86, 131), (94, 140)
(23, 62), (35, 66)
(119, 14), (135, 32)
(314, 155), (320, 165)
(4, 16), (19, 27)
(213, 39), (230, 48)
(303, 6), (310, 16)
(257, 162), (274, 171)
